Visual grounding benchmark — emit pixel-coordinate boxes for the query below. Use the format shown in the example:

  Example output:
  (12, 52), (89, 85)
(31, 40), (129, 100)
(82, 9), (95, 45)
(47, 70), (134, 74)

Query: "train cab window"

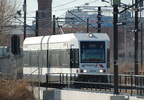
(80, 41), (105, 63)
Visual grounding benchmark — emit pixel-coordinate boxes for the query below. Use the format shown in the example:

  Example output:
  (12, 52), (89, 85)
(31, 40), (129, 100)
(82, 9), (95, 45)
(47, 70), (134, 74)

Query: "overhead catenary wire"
(16, 16), (53, 33)
(53, 0), (78, 9)
(1, 0), (114, 33)
(14, 16), (35, 31)
(26, 0), (98, 17)
(68, 10), (97, 29)
(19, 0), (104, 26)
(52, 0), (98, 13)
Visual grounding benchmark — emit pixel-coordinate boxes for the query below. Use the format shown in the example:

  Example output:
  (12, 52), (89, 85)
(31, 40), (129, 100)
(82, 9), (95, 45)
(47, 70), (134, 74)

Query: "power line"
(53, 0), (77, 9)
(67, 10), (97, 29)
(23, 0), (100, 19)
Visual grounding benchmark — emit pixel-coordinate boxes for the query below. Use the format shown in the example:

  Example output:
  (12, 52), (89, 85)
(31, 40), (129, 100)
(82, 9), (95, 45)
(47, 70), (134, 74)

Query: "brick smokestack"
(37, 0), (52, 28)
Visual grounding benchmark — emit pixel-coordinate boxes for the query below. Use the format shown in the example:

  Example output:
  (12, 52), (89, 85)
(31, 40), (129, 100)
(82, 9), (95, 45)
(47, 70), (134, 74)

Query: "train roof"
(23, 33), (110, 45)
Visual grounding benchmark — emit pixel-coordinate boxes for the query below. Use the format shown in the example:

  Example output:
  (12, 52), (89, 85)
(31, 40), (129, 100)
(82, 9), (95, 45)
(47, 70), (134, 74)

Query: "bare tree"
(0, 0), (21, 46)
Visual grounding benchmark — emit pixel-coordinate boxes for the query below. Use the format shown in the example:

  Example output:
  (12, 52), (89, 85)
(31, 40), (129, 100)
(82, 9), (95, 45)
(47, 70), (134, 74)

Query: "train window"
(48, 49), (70, 68)
(23, 51), (29, 67)
(80, 41), (105, 63)
(42, 50), (47, 67)
(29, 52), (32, 66)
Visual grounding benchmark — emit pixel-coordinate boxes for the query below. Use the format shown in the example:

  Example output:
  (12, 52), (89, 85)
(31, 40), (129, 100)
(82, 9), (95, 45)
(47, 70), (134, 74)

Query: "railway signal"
(11, 35), (20, 55)
(11, 35), (20, 79)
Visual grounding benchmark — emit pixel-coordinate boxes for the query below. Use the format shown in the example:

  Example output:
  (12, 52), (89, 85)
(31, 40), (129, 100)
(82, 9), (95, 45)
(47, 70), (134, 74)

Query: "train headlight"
(80, 70), (87, 73)
(83, 70), (87, 73)
(99, 69), (106, 73)
(88, 33), (93, 38)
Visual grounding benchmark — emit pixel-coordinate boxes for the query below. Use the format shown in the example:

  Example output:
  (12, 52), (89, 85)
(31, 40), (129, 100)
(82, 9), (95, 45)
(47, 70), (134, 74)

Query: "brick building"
(37, 0), (52, 27)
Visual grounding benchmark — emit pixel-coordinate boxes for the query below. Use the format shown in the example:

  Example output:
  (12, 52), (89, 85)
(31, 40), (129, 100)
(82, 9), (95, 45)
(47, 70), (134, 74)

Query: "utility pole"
(23, 0), (26, 40)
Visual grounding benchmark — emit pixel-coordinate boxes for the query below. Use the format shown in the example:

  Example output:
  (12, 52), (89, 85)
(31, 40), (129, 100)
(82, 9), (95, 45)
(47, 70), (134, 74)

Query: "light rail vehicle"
(23, 33), (110, 85)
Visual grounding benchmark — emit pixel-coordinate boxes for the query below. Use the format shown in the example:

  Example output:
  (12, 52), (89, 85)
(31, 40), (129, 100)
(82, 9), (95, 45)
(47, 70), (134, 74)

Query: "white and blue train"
(23, 33), (110, 84)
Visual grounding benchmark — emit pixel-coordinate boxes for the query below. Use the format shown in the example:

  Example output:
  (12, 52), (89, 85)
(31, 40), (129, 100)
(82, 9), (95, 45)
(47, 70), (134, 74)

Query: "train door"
(70, 49), (79, 68)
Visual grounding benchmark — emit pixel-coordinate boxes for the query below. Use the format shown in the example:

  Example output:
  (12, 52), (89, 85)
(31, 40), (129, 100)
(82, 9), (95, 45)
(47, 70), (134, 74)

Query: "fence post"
(46, 74), (48, 90)
(60, 73), (62, 88)
(130, 75), (133, 96)
(140, 77), (142, 95)
(119, 75), (121, 92)
(125, 76), (127, 93)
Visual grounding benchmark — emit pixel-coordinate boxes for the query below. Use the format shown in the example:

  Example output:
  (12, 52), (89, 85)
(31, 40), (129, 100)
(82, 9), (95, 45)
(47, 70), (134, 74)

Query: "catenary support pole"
(113, 4), (119, 95)
(134, 0), (139, 82)
(23, 0), (26, 40)
(53, 15), (56, 35)
(87, 18), (89, 33)
(141, 23), (143, 68)
(97, 7), (101, 33)
(36, 10), (39, 36)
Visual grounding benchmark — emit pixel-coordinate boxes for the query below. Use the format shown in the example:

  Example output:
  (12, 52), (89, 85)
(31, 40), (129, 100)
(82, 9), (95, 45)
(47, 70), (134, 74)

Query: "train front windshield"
(81, 41), (105, 63)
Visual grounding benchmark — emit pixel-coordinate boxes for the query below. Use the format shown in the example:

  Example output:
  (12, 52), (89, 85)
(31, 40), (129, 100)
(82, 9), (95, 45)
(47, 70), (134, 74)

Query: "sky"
(24, 0), (132, 25)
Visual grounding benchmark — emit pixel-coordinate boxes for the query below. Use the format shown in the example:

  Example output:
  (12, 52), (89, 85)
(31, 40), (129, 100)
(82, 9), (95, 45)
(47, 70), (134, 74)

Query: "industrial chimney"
(37, 0), (52, 28)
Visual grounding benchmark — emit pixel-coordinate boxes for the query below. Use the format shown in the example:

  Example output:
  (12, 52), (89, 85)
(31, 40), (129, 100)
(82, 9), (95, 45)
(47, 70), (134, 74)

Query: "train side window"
(23, 51), (29, 67)
(42, 50), (47, 67)
(29, 52), (32, 66)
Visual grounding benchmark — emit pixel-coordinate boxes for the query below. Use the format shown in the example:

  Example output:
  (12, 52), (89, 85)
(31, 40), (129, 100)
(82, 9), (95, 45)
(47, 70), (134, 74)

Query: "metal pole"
(132, 0), (134, 18)
(36, 10), (39, 36)
(23, 0), (26, 40)
(13, 55), (17, 79)
(141, 23), (143, 68)
(134, 0), (139, 76)
(53, 15), (56, 35)
(38, 36), (44, 100)
(98, 7), (101, 33)
(87, 18), (89, 33)
(113, 5), (119, 95)
(124, 6), (127, 67)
